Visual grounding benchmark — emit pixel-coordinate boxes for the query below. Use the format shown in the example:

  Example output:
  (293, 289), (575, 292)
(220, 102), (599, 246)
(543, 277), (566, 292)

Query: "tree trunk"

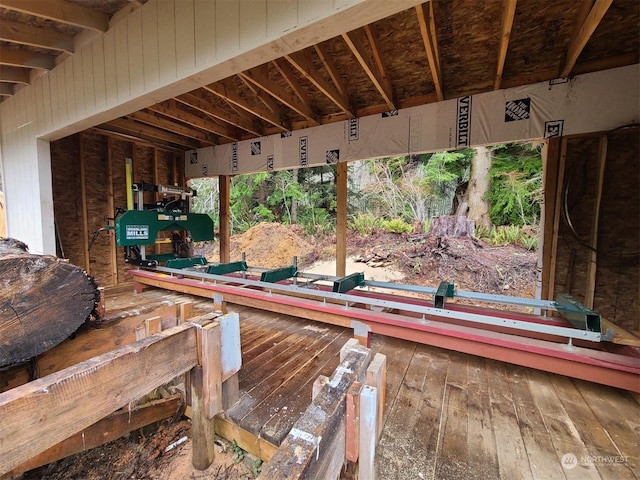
(428, 215), (475, 237)
(0, 238), (99, 368)
(468, 146), (492, 230)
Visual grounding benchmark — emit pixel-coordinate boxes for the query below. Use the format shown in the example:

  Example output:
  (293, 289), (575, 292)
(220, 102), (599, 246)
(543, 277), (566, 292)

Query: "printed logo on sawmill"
(189, 152), (198, 164)
(348, 118), (359, 141)
(232, 143), (238, 172)
(250, 141), (261, 155)
(281, 131), (292, 138)
(267, 155), (274, 170)
(456, 96), (472, 147)
(326, 149), (339, 164)
(299, 136), (308, 167)
(126, 225), (149, 240)
(544, 120), (564, 138)
(382, 110), (398, 117)
(505, 98), (530, 122)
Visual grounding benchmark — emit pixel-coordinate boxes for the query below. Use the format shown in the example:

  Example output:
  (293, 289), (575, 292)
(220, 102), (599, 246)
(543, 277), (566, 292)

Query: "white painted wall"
(0, 0), (423, 254)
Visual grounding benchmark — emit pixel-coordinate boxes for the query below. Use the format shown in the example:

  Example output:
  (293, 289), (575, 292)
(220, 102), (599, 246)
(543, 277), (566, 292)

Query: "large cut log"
(0, 238), (99, 368)
(428, 215), (475, 237)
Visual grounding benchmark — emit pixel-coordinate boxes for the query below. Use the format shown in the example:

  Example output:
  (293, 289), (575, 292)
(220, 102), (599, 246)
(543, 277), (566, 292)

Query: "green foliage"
(487, 143), (542, 226)
(382, 218), (413, 234)
(476, 224), (539, 250)
(231, 440), (246, 464)
(349, 213), (383, 235)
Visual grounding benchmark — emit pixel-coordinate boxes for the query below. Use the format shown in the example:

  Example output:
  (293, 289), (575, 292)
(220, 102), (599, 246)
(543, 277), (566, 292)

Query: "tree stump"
(428, 215), (475, 237)
(0, 238), (100, 368)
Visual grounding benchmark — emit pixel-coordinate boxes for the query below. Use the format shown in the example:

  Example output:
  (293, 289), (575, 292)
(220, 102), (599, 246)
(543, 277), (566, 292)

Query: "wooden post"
(336, 162), (347, 277)
(547, 137), (568, 301)
(79, 134), (90, 272)
(345, 381), (363, 462)
(106, 137), (118, 286)
(366, 353), (386, 441)
(219, 312), (241, 409)
(585, 135), (607, 308)
(191, 320), (222, 470)
(359, 385), (378, 480)
(219, 175), (231, 264)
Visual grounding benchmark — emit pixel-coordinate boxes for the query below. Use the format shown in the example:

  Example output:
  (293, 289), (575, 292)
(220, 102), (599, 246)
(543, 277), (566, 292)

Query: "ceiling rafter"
(272, 59), (313, 111)
(147, 100), (240, 142)
(0, 19), (75, 54)
(237, 74), (286, 120)
(560, 0), (613, 78)
(130, 110), (217, 145)
(415, 2), (443, 101)
(239, 67), (319, 125)
(342, 27), (395, 110)
(286, 49), (353, 118)
(101, 118), (200, 150)
(0, 47), (56, 70)
(204, 79), (288, 132)
(493, 0), (517, 90)
(0, 0), (109, 32)
(313, 44), (347, 97)
(175, 92), (262, 137)
(0, 66), (30, 84)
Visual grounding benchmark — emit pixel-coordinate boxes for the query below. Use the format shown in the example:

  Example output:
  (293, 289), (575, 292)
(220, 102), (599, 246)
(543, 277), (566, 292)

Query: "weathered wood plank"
(486, 359), (534, 480)
(0, 323), (199, 475)
(359, 384), (378, 480)
(258, 340), (371, 479)
(8, 394), (183, 476)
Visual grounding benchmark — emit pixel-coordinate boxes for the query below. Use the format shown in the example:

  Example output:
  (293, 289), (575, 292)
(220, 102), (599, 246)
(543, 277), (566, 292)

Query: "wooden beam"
(0, 323), (199, 475)
(0, 83), (14, 96)
(106, 137), (118, 285)
(100, 118), (200, 150)
(286, 50), (353, 117)
(0, 0), (109, 32)
(259, 340), (371, 479)
(0, 19), (74, 53)
(560, 0), (613, 77)
(204, 79), (288, 132)
(148, 100), (240, 142)
(415, 2), (443, 101)
(547, 138), (568, 301)
(336, 162), (347, 277)
(585, 135), (607, 309)
(176, 91), (261, 136)
(130, 110), (217, 145)
(494, 0), (517, 90)
(343, 28), (395, 110)
(0, 47), (56, 70)
(541, 138), (561, 301)
(345, 382), (363, 462)
(219, 175), (231, 264)
(0, 66), (29, 84)
(239, 67), (318, 124)
(358, 385), (378, 480)
(366, 353), (387, 442)
(79, 134), (90, 272)
(272, 59), (314, 114)
(8, 394), (183, 476)
(314, 43), (347, 96)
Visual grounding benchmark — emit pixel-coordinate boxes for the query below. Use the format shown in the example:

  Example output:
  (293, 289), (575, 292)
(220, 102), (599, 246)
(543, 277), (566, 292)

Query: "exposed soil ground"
(17, 222), (537, 480)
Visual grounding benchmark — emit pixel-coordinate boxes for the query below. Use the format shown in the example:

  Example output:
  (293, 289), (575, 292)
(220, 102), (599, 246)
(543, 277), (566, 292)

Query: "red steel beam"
(131, 270), (640, 392)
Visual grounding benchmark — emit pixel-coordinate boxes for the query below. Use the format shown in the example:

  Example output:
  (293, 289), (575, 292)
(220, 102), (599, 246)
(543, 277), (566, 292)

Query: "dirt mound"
(230, 222), (315, 269)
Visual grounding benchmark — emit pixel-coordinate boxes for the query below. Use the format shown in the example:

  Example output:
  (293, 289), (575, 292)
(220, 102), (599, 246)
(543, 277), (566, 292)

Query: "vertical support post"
(359, 385), (378, 480)
(346, 381), (363, 462)
(79, 134), (90, 272)
(106, 138), (118, 286)
(219, 312), (241, 410)
(219, 175), (231, 264)
(366, 353), (387, 441)
(336, 162), (348, 277)
(547, 137), (567, 301)
(190, 321), (222, 470)
(585, 135), (607, 309)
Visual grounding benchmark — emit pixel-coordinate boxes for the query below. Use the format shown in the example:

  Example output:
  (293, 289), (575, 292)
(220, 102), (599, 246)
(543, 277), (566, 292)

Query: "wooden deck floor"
(106, 285), (639, 479)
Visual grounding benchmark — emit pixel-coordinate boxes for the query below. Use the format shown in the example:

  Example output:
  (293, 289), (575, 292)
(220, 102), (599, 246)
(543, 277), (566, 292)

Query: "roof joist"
(415, 2), (443, 101)
(493, 0), (517, 90)
(0, 0), (109, 32)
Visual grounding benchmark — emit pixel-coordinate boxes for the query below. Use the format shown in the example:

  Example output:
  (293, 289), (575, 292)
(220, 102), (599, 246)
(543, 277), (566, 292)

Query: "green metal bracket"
(554, 293), (602, 333)
(260, 265), (297, 283)
(165, 256), (208, 269)
(434, 281), (455, 309)
(207, 261), (248, 275)
(333, 272), (365, 293)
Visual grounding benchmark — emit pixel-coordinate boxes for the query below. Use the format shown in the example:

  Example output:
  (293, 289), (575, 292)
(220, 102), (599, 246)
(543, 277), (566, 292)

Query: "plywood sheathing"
(552, 128), (639, 332)
(51, 131), (183, 287)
